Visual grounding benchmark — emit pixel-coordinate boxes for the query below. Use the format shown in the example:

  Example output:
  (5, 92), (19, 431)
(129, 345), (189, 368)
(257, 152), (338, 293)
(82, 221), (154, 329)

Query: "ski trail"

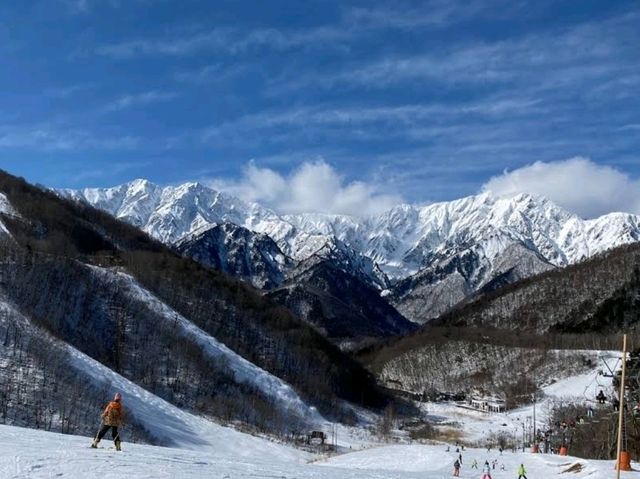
(92, 266), (323, 424)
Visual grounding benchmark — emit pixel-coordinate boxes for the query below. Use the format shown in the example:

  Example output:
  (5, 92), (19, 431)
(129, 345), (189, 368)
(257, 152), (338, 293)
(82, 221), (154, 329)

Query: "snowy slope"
(2, 424), (638, 479)
(89, 266), (323, 426)
(0, 281), (316, 454)
(64, 339), (307, 459)
(0, 191), (19, 236)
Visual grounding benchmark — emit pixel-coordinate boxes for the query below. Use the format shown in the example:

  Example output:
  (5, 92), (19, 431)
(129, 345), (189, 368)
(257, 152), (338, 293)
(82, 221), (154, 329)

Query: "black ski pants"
(96, 424), (120, 442)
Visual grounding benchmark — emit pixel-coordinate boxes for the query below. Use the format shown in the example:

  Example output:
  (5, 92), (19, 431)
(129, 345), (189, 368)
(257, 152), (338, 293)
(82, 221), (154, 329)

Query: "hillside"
(175, 222), (294, 290)
(268, 259), (415, 345)
(0, 170), (388, 440)
(434, 241), (640, 333)
(360, 241), (640, 404)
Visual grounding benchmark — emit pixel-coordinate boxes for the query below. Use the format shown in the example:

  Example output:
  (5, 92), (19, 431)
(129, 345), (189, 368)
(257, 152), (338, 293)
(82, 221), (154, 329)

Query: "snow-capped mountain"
(62, 180), (640, 322)
(63, 181), (640, 274)
(176, 222), (295, 290)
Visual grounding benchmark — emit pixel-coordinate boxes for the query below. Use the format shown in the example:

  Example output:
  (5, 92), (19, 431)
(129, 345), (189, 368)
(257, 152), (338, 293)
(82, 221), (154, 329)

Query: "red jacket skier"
(91, 392), (124, 451)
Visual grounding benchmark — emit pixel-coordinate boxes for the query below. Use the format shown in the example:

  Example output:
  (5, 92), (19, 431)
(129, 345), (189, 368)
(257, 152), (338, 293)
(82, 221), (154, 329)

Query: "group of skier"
(451, 447), (527, 478)
(453, 459), (527, 478)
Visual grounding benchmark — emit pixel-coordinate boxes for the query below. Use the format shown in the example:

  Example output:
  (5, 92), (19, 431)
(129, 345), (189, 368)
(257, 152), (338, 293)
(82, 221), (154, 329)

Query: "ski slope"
(110, 268), (324, 425)
(2, 345), (638, 478)
(2, 424), (639, 479)
(0, 280), (312, 457)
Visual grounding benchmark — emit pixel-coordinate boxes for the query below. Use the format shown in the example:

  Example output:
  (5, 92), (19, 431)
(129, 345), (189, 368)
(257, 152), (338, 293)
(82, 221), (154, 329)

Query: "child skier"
(91, 392), (124, 451)
(453, 459), (461, 477)
(471, 459), (478, 469)
(517, 463), (528, 479)
(481, 460), (492, 479)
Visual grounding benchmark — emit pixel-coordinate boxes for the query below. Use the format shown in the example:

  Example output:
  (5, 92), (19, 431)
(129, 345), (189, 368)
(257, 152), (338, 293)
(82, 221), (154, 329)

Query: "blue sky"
(0, 0), (639, 214)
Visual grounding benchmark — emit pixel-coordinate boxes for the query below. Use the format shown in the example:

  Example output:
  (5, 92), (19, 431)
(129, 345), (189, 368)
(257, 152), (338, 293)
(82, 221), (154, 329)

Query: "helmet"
(114, 392), (122, 402)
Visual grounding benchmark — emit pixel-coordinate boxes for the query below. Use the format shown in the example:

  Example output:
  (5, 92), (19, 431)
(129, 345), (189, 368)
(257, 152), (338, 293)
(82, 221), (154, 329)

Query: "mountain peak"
(62, 179), (640, 279)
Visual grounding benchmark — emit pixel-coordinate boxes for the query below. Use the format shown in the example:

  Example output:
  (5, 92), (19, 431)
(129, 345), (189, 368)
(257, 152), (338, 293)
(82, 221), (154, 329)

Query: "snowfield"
(2, 424), (640, 479)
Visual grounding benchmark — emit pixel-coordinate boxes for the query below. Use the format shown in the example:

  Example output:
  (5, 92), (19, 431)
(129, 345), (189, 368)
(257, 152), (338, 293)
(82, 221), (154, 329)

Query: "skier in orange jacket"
(91, 392), (124, 451)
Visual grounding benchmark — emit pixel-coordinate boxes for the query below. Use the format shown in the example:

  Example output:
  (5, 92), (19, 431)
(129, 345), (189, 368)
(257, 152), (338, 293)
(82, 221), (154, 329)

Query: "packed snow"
(2, 424), (639, 478)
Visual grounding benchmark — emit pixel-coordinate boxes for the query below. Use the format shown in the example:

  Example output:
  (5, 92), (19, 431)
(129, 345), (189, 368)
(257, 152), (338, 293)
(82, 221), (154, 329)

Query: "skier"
(459, 452), (463, 464)
(471, 459), (478, 469)
(596, 390), (606, 405)
(481, 460), (492, 479)
(453, 459), (461, 477)
(91, 392), (124, 451)
(517, 463), (528, 479)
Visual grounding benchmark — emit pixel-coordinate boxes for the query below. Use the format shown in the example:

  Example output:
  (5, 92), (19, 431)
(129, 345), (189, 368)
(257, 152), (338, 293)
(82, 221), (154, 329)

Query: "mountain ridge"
(61, 179), (640, 322)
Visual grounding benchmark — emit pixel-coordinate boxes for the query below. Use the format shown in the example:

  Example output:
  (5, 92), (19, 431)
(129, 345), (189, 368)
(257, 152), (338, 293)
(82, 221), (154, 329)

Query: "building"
(470, 396), (506, 413)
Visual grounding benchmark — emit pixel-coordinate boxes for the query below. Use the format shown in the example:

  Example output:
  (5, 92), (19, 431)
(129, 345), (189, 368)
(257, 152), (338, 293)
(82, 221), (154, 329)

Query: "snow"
(0, 192), (19, 236)
(0, 192), (17, 217)
(2, 424), (639, 479)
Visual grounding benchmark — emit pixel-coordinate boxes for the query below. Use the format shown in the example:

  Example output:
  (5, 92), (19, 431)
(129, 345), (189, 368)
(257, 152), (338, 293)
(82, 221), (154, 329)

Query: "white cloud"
(482, 157), (640, 217)
(209, 160), (401, 216)
(104, 90), (178, 112)
(0, 124), (139, 151)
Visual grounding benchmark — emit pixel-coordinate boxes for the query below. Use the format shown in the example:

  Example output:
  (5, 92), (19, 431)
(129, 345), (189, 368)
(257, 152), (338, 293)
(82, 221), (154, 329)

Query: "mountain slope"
(0, 170), (388, 438)
(389, 242), (555, 322)
(176, 223), (294, 289)
(268, 259), (415, 345)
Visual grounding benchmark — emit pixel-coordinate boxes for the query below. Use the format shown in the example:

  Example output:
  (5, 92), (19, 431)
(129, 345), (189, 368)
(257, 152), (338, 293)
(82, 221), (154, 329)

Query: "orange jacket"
(101, 401), (124, 426)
